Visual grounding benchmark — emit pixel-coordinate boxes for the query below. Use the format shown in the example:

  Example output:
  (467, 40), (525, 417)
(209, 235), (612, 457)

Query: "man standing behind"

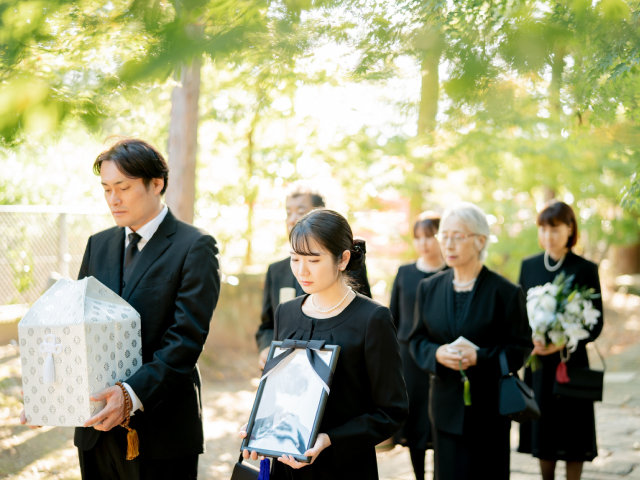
(22, 138), (220, 479)
(255, 183), (371, 368)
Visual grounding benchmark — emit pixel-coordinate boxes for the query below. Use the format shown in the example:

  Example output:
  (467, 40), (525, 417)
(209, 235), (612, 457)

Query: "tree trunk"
(614, 244), (640, 275)
(550, 44), (566, 114)
(243, 106), (261, 268)
(410, 30), (443, 225)
(165, 57), (201, 224)
(417, 34), (443, 135)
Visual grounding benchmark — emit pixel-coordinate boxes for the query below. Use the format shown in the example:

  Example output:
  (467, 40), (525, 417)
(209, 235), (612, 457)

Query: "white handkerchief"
(447, 336), (480, 352)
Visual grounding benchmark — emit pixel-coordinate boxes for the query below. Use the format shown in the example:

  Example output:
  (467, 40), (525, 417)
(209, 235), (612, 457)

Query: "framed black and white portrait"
(242, 340), (340, 463)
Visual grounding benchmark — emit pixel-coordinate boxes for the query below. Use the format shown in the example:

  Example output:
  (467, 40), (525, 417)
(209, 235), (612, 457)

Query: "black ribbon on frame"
(261, 339), (333, 393)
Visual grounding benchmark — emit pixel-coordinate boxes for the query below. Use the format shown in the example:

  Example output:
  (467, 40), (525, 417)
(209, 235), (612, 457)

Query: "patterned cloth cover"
(18, 277), (142, 427)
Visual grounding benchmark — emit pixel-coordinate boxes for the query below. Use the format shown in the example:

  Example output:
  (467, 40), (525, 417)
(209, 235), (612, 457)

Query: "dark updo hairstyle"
(414, 211), (440, 237)
(289, 209), (366, 284)
(537, 200), (579, 249)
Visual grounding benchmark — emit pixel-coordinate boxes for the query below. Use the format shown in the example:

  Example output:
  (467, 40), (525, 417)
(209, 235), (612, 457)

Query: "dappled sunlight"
(0, 0), (639, 478)
(202, 389), (256, 441)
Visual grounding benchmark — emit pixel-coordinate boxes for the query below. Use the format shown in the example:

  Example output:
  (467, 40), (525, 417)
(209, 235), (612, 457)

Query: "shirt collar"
(125, 204), (168, 242)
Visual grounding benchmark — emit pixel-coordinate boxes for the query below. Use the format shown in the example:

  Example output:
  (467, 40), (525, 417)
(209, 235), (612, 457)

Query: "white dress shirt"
(122, 204), (168, 415)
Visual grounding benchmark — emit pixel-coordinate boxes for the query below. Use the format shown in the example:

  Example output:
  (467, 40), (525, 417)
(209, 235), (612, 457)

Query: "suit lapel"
(122, 210), (177, 301)
(108, 228), (125, 295)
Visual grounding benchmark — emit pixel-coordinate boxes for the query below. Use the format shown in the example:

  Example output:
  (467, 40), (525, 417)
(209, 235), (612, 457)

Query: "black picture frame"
(241, 341), (340, 463)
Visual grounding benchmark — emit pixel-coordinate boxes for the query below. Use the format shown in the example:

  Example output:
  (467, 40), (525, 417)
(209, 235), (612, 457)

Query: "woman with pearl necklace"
(517, 200), (604, 480)
(408, 202), (532, 480)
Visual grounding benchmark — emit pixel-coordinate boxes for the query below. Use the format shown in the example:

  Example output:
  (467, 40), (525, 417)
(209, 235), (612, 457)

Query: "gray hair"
(286, 181), (325, 208)
(440, 202), (491, 261)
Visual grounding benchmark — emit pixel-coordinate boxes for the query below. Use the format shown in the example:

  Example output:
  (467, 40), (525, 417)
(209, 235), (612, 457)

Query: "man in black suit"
(255, 183), (371, 368)
(38, 139), (219, 479)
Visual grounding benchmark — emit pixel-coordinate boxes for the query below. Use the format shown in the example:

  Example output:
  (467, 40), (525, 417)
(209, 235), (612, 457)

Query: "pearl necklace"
(311, 287), (353, 314)
(544, 251), (566, 272)
(452, 278), (477, 288)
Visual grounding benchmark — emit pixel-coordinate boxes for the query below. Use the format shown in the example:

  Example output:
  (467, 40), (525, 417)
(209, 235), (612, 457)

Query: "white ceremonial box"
(18, 276), (142, 427)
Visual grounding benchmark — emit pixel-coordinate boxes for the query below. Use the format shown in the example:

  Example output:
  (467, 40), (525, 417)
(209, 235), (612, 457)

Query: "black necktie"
(123, 232), (142, 285)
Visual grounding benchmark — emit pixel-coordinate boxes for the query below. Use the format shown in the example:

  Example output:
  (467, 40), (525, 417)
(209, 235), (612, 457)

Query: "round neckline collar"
(539, 250), (575, 265)
(415, 258), (446, 273)
(294, 293), (364, 332)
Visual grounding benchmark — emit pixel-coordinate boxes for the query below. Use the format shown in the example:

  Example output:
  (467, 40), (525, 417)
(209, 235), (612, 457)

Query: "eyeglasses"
(435, 233), (480, 244)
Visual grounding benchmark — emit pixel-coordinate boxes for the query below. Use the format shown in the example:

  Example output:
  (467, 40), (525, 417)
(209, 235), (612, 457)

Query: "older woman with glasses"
(409, 202), (533, 480)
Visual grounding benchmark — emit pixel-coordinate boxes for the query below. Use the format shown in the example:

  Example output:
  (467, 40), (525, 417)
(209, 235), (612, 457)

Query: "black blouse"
(389, 262), (447, 342)
(453, 290), (472, 326)
(272, 294), (409, 479)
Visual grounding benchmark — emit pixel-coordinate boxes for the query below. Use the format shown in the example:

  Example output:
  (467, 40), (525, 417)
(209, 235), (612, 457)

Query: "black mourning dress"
(409, 267), (532, 480)
(389, 263), (447, 450)
(270, 294), (409, 480)
(518, 252), (604, 462)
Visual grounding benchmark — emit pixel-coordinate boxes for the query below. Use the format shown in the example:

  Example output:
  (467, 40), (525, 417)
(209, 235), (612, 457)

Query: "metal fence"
(0, 206), (114, 310)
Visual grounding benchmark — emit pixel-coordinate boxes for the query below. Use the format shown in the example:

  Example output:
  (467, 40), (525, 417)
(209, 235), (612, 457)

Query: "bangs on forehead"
(290, 224), (323, 256)
(414, 219), (439, 237)
(538, 208), (567, 227)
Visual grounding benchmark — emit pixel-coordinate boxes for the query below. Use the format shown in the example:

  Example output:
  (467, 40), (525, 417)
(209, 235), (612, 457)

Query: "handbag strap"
(499, 350), (510, 377)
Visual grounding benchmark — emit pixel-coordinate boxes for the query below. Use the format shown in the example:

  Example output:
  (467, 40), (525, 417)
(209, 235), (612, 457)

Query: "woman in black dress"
(390, 212), (446, 480)
(409, 202), (532, 480)
(518, 201), (604, 480)
(241, 209), (409, 479)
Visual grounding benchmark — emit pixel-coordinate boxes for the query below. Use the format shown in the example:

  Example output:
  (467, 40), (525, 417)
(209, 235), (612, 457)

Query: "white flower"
(527, 286), (545, 300)
(565, 299), (582, 316)
(582, 301), (601, 327)
(530, 309), (554, 330)
(548, 329), (567, 346)
(546, 284), (560, 297)
(563, 323), (591, 352)
(539, 294), (557, 313)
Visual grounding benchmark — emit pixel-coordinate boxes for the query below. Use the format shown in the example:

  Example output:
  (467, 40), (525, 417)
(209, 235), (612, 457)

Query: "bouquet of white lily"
(526, 272), (600, 374)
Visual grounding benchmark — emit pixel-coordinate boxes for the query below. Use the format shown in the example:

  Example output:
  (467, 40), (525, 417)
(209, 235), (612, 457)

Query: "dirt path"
(1, 291), (639, 479)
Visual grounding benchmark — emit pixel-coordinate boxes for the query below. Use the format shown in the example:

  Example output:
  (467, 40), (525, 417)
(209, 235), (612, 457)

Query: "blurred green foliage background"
(1, 0), (639, 285)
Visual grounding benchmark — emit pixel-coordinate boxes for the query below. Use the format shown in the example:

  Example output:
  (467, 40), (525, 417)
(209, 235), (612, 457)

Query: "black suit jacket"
(409, 267), (532, 435)
(74, 209), (220, 459)
(255, 257), (372, 351)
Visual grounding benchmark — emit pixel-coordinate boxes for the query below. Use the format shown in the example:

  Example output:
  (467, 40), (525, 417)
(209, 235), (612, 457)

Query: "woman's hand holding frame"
(239, 341), (340, 464)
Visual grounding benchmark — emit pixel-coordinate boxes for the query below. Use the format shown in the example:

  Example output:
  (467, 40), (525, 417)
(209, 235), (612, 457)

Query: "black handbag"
(498, 350), (541, 422)
(230, 453), (259, 480)
(552, 344), (605, 401)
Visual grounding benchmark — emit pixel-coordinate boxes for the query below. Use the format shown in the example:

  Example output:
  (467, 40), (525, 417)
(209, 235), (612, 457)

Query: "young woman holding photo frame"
(239, 209), (408, 479)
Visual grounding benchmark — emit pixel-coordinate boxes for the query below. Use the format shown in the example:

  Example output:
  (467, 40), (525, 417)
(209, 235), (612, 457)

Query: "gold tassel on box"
(116, 381), (140, 460)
